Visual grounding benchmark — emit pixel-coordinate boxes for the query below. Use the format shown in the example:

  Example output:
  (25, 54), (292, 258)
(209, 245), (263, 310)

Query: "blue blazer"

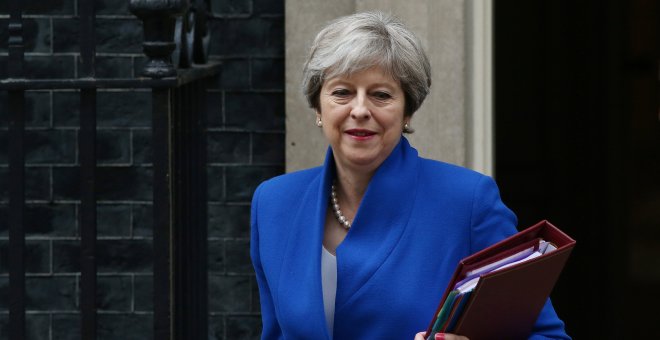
(251, 138), (570, 339)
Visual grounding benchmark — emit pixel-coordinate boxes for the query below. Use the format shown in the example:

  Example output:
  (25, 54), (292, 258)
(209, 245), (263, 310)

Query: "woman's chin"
(340, 153), (385, 170)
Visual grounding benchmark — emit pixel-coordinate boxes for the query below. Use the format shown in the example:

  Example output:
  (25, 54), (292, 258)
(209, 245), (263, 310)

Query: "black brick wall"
(0, 0), (284, 338)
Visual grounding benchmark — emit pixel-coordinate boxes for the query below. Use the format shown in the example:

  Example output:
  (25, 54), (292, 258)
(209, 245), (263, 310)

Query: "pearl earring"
(316, 117), (323, 127)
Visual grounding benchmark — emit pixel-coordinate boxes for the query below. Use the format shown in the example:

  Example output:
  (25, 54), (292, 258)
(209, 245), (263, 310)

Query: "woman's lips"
(345, 129), (376, 141)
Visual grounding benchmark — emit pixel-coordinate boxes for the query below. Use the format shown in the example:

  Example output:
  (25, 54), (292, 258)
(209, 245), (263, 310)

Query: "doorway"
(495, 0), (660, 338)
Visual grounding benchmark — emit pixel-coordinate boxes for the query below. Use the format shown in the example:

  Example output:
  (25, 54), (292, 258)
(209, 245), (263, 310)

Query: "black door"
(495, 0), (660, 338)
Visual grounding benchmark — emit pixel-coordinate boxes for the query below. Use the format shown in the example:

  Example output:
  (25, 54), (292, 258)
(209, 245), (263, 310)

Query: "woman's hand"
(414, 331), (469, 340)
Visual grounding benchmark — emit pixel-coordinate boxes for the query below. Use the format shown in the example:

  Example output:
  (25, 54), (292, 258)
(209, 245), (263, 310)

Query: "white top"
(321, 246), (337, 339)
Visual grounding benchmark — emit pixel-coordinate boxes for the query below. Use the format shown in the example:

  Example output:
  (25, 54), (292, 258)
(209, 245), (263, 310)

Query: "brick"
(26, 276), (77, 310)
(52, 241), (79, 273)
(131, 204), (153, 237)
(0, 242), (5, 274)
(53, 166), (153, 201)
(251, 132), (284, 163)
(0, 240), (50, 274)
(0, 18), (51, 53)
(54, 18), (142, 54)
(84, 56), (134, 79)
(0, 55), (6, 78)
(24, 204), (77, 236)
(132, 129), (152, 165)
(250, 275), (260, 312)
(227, 316), (262, 340)
(52, 314), (81, 340)
(25, 129), (77, 165)
(209, 18), (284, 56)
(26, 314), (51, 340)
(207, 166), (225, 202)
(98, 314), (153, 340)
(216, 59), (250, 90)
(225, 165), (282, 202)
(54, 90), (152, 128)
(207, 131), (250, 164)
(52, 91), (80, 127)
(211, 0), (252, 15)
(225, 239), (251, 274)
(26, 167), (52, 201)
(253, 0), (284, 15)
(0, 90), (52, 129)
(0, 0), (75, 15)
(53, 239), (153, 273)
(251, 58), (284, 90)
(96, 240), (151, 273)
(0, 168), (6, 201)
(132, 56), (149, 78)
(98, 204), (131, 237)
(97, 19), (144, 54)
(208, 204), (250, 238)
(95, 0), (132, 15)
(206, 90), (223, 127)
(133, 274), (152, 311)
(0, 131), (5, 164)
(208, 240), (225, 272)
(97, 275), (132, 311)
(0, 277), (6, 310)
(97, 91), (151, 127)
(209, 315), (226, 340)
(0, 204), (6, 235)
(25, 91), (53, 128)
(25, 56), (76, 79)
(0, 91), (5, 127)
(52, 18), (78, 53)
(26, 241), (51, 274)
(208, 274), (250, 312)
(97, 129), (131, 165)
(225, 92), (284, 130)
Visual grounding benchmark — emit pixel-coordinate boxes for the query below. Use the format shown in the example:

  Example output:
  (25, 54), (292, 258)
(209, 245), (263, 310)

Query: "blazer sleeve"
(250, 184), (283, 339)
(469, 176), (571, 340)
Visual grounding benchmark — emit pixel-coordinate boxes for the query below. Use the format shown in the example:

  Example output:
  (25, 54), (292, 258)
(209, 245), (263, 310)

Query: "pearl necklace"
(330, 183), (352, 229)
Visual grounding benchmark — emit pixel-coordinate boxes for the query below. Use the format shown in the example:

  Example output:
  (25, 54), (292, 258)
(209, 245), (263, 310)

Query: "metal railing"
(1, 0), (217, 339)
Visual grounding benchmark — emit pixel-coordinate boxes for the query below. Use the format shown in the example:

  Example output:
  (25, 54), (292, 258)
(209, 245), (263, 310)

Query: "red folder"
(424, 220), (576, 340)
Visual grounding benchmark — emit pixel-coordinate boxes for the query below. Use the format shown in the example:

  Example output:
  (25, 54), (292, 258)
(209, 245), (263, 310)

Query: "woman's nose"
(350, 93), (371, 120)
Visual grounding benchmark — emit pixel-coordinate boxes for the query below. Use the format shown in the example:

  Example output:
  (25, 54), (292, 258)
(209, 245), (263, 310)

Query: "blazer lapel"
(276, 149), (335, 339)
(334, 137), (420, 312)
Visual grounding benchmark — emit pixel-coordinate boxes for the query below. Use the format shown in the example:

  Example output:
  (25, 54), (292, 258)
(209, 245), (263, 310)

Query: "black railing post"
(151, 87), (174, 339)
(79, 0), (98, 338)
(7, 0), (26, 338)
(130, 1), (188, 338)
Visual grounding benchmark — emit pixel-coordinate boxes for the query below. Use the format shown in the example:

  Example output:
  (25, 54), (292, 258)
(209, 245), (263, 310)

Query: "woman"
(250, 11), (570, 340)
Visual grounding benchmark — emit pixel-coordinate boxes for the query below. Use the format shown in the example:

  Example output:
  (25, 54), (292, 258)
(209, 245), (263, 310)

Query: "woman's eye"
(372, 91), (392, 100)
(331, 89), (350, 97)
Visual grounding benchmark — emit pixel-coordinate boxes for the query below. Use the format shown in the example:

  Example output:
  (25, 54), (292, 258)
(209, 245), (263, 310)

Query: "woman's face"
(317, 66), (407, 174)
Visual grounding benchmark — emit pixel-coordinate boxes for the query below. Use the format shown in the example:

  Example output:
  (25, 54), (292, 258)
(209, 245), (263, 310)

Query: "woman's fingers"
(434, 333), (469, 340)
(413, 332), (469, 340)
(414, 332), (427, 340)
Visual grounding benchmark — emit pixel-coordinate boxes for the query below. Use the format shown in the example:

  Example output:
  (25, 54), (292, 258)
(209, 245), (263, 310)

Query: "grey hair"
(302, 11), (432, 118)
